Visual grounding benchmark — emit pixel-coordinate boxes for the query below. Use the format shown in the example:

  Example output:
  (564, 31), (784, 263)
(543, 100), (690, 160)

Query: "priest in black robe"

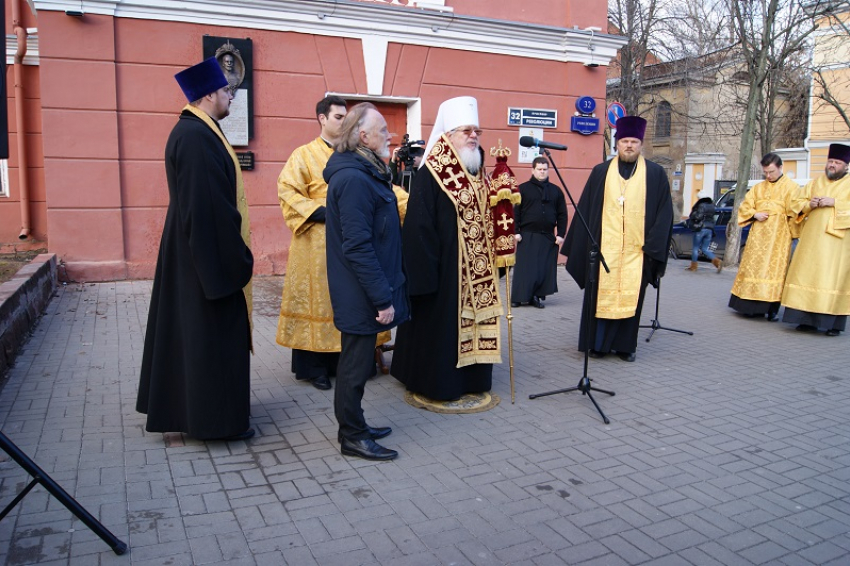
(511, 156), (568, 308)
(392, 96), (502, 402)
(136, 58), (255, 441)
(561, 116), (673, 362)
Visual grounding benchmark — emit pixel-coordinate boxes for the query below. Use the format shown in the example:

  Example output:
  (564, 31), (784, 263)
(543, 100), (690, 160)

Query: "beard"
(826, 166), (847, 181)
(458, 145), (482, 175)
(619, 151), (639, 163)
(376, 144), (390, 159)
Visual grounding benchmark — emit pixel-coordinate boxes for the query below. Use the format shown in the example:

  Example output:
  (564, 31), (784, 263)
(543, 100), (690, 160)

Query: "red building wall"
(6, 0), (610, 281)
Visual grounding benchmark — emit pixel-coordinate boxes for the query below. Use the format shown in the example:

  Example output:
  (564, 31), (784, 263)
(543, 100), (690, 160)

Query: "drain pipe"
(12, 0), (30, 240)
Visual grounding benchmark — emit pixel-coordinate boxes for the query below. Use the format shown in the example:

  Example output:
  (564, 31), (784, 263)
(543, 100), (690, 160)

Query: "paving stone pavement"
(0, 257), (848, 565)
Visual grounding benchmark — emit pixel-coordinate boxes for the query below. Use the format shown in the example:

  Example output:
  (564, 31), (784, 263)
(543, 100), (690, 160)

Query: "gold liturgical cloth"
(596, 156), (647, 319)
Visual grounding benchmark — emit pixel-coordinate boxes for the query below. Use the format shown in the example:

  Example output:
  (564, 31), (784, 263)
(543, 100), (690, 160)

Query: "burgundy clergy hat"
(174, 58), (229, 102)
(615, 116), (647, 141)
(827, 143), (850, 164)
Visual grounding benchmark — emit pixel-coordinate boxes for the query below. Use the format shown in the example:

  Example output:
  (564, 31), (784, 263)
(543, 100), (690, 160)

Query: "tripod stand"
(639, 278), (693, 342)
(528, 148), (615, 424)
(0, 432), (128, 555)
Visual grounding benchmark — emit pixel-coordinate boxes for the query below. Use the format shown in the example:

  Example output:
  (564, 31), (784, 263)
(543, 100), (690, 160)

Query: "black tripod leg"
(640, 281), (693, 342)
(582, 390), (611, 425)
(0, 433), (128, 555)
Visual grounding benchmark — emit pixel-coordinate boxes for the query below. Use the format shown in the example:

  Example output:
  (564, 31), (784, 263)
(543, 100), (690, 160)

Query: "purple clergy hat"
(827, 143), (850, 164)
(615, 116), (647, 141)
(174, 57), (229, 102)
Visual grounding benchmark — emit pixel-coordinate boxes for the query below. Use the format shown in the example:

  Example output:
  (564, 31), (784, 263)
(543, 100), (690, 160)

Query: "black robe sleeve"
(401, 170), (443, 297)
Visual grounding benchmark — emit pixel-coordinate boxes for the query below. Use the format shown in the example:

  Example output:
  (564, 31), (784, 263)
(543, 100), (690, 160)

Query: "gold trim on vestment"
(425, 136), (502, 367)
(182, 104), (254, 347)
(596, 156), (646, 319)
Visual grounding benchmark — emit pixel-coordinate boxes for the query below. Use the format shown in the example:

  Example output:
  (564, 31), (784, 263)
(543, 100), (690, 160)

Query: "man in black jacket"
(511, 157), (568, 308)
(687, 191), (721, 273)
(324, 103), (410, 461)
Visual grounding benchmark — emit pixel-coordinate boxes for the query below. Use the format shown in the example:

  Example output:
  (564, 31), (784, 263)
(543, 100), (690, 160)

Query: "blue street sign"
(571, 116), (600, 135)
(507, 107), (558, 129)
(575, 96), (596, 115)
(606, 102), (626, 129)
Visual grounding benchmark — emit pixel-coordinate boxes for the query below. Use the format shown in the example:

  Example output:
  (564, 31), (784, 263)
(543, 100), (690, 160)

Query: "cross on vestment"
(617, 195), (625, 206)
(444, 168), (465, 189)
(497, 213), (513, 231)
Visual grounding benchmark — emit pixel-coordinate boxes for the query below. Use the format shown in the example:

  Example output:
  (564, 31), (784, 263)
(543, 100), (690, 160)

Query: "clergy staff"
(136, 58), (255, 441)
(781, 143), (850, 336)
(391, 96), (503, 401)
(729, 152), (806, 320)
(561, 115), (673, 362)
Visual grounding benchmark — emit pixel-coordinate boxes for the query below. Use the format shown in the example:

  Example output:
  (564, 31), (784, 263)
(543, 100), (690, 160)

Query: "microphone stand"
(528, 148), (615, 424)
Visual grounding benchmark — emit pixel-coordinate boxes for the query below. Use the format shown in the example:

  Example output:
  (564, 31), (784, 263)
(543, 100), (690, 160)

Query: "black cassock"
(561, 159), (672, 355)
(136, 111), (254, 440)
(391, 171), (492, 401)
(511, 177), (568, 303)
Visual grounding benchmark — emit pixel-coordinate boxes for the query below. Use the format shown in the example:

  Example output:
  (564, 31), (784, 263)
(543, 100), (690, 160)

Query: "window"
(0, 160), (8, 198)
(655, 101), (671, 139)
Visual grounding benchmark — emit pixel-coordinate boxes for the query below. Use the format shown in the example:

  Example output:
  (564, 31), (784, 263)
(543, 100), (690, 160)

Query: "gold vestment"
(781, 174), (850, 315)
(597, 156), (647, 319)
(731, 176), (805, 302)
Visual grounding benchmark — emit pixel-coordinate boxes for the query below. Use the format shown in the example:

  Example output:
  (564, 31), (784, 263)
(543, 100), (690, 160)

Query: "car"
(670, 206), (750, 260)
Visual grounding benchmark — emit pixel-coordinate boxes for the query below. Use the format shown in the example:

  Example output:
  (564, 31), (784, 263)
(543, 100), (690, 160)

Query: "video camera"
(395, 134), (426, 191)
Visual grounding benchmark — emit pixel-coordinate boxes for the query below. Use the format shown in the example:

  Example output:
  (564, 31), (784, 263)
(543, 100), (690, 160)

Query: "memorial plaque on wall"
(203, 36), (253, 147)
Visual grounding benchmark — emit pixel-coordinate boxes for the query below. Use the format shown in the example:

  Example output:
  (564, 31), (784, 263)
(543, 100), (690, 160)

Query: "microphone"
(519, 136), (568, 151)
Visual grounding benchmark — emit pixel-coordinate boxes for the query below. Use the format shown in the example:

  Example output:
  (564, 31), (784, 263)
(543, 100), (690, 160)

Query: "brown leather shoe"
(686, 261), (698, 271)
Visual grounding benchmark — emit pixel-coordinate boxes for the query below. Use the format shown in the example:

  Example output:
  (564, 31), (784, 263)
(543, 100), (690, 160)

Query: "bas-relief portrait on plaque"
(203, 36), (254, 147)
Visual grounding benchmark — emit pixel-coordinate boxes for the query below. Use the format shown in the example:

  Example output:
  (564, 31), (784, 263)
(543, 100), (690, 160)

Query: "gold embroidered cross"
(497, 213), (514, 231)
(444, 168), (465, 189)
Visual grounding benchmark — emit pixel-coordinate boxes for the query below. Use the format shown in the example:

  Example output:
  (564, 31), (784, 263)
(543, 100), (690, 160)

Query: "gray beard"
(459, 146), (482, 175)
(826, 168), (847, 181)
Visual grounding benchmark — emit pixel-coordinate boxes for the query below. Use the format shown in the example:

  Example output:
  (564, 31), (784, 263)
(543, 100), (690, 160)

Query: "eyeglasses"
(451, 127), (483, 137)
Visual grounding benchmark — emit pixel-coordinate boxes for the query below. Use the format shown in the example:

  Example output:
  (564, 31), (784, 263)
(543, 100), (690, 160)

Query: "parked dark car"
(670, 199), (750, 260)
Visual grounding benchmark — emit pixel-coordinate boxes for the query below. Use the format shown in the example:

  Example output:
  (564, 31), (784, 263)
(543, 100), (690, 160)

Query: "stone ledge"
(0, 254), (58, 378)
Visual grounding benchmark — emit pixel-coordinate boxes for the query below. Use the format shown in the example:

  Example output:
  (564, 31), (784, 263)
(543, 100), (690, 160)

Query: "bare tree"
(724, 0), (824, 266)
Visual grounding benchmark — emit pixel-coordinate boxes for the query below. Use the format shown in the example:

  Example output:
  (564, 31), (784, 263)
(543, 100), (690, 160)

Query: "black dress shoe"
(338, 426), (392, 444)
(532, 297), (545, 309)
(618, 352), (636, 362)
(511, 302), (521, 308)
(826, 329), (841, 337)
(311, 375), (332, 390)
(340, 438), (398, 461)
(766, 313), (779, 322)
(209, 428), (255, 441)
(796, 324), (817, 332)
(588, 349), (606, 358)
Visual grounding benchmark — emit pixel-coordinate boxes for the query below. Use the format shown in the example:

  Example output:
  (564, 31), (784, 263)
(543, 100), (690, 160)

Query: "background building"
(3, 0), (622, 281)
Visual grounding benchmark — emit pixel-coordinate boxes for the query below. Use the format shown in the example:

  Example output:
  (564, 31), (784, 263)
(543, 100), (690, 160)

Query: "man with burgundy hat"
(137, 58), (255, 441)
(392, 96), (503, 402)
(561, 115), (673, 362)
(781, 143), (850, 336)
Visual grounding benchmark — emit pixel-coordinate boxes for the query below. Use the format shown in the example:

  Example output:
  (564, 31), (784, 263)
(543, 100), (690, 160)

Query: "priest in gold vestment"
(729, 153), (805, 320)
(781, 143), (850, 337)
(561, 116), (673, 362)
(276, 96), (349, 390)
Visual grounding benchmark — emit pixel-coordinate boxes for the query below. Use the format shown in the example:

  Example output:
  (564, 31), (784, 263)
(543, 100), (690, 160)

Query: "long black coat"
(136, 111), (253, 440)
(512, 177), (568, 302)
(391, 170), (492, 401)
(561, 158), (673, 353)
